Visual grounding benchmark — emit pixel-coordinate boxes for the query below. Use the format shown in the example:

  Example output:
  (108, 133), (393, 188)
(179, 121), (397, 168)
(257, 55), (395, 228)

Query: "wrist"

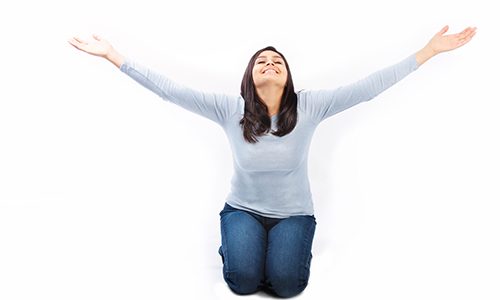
(416, 45), (437, 66)
(105, 48), (125, 68)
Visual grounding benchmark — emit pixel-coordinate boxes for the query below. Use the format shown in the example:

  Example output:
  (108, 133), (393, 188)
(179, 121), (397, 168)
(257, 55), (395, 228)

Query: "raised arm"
(68, 34), (238, 127)
(298, 25), (477, 124)
(118, 56), (238, 126)
(299, 52), (419, 124)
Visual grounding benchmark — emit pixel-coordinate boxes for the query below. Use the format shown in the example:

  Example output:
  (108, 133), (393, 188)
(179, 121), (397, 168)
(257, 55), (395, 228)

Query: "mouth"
(262, 68), (278, 74)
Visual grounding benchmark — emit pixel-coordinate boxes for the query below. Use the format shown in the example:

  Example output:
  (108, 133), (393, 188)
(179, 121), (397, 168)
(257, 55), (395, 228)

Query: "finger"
(461, 27), (472, 36)
(73, 36), (88, 45)
(457, 27), (473, 40)
(464, 31), (476, 42)
(455, 27), (468, 38)
(67, 39), (79, 49)
(463, 27), (476, 36)
(458, 31), (475, 46)
(67, 38), (82, 49)
(93, 34), (101, 41)
(462, 27), (476, 39)
(438, 25), (449, 35)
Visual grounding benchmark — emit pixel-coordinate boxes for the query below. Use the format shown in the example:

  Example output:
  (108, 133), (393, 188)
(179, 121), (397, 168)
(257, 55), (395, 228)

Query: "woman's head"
(252, 49), (288, 90)
(239, 46), (298, 143)
(241, 46), (294, 98)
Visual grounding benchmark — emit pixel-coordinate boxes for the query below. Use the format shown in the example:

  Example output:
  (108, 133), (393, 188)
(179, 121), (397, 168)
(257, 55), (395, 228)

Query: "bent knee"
(224, 269), (263, 295)
(268, 274), (309, 298)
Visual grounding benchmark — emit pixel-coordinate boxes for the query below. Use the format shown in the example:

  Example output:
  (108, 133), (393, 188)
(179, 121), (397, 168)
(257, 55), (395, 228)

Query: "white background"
(1, 0), (498, 299)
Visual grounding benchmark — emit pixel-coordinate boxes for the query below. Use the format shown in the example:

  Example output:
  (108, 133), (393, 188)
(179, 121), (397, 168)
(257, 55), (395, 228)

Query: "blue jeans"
(218, 203), (316, 298)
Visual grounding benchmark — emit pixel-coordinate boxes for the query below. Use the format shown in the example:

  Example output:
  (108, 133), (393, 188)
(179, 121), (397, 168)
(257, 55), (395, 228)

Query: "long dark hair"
(239, 46), (298, 143)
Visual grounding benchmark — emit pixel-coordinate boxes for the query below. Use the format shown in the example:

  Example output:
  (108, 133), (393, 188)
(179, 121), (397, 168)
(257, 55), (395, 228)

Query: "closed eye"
(256, 61), (282, 64)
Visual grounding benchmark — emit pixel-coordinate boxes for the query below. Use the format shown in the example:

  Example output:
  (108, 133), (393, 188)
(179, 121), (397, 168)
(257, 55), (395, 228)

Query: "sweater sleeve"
(119, 57), (239, 127)
(298, 53), (420, 124)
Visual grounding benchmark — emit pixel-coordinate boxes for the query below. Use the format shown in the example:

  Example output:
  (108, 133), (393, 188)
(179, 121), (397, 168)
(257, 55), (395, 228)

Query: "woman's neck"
(256, 86), (284, 116)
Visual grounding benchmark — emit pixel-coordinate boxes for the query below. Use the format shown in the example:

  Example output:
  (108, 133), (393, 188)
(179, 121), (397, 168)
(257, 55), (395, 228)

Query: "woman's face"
(252, 50), (288, 89)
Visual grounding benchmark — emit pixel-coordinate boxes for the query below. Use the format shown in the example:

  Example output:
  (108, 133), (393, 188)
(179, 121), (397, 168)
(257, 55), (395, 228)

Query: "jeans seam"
(220, 214), (231, 280)
(300, 217), (315, 285)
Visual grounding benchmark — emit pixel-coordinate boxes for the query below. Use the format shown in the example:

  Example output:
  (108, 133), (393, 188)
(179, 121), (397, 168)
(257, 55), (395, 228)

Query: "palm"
(67, 34), (113, 57)
(427, 25), (477, 54)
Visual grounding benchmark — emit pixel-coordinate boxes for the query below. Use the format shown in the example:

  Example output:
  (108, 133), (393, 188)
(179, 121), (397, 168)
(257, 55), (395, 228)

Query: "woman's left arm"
(416, 25), (477, 66)
(300, 25), (477, 124)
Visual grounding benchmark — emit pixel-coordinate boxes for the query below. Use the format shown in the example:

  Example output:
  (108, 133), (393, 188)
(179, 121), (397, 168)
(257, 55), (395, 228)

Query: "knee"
(268, 273), (309, 298)
(224, 268), (263, 295)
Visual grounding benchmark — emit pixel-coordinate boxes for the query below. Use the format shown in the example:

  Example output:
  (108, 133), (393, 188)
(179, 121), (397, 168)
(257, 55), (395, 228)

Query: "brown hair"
(239, 46), (298, 143)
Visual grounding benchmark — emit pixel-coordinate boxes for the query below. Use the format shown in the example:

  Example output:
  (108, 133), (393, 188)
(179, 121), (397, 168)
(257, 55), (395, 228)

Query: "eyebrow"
(256, 55), (283, 60)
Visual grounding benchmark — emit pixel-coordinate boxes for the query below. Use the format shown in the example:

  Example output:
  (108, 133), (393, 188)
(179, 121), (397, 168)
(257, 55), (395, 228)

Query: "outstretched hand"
(426, 25), (477, 55)
(67, 34), (114, 58)
(416, 25), (477, 66)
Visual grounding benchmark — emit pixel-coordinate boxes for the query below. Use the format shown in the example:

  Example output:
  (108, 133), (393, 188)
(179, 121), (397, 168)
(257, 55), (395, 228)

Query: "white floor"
(1, 203), (498, 300)
(206, 248), (333, 300)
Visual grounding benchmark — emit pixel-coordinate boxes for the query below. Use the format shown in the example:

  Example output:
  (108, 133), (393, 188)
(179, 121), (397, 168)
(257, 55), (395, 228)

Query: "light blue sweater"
(119, 53), (419, 218)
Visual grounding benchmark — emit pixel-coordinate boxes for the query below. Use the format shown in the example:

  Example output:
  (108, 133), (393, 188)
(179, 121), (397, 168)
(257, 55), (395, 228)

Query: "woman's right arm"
(118, 55), (238, 127)
(68, 34), (239, 127)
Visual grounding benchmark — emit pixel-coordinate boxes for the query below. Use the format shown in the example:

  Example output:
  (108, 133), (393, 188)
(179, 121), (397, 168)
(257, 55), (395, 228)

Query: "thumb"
(438, 25), (449, 36)
(93, 34), (101, 41)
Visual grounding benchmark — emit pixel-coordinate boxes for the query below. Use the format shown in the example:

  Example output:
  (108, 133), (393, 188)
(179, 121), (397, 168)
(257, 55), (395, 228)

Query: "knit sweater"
(119, 52), (419, 218)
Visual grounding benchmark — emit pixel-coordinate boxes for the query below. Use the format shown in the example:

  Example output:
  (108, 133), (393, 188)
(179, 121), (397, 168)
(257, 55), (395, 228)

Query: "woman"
(68, 25), (476, 298)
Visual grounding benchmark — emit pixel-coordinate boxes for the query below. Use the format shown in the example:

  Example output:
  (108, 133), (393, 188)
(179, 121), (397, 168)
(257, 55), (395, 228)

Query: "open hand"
(67, 34), (114, 58)
(426, 25), (477, 55)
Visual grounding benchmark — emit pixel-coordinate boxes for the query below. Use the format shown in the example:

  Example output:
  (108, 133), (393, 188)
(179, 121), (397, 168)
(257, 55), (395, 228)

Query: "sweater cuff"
(411, 52), (420, 71)
(119, 57), (131, 72)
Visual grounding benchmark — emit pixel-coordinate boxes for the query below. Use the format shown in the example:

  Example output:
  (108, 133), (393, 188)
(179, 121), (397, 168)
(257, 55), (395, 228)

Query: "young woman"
(68, 25), (476, 298)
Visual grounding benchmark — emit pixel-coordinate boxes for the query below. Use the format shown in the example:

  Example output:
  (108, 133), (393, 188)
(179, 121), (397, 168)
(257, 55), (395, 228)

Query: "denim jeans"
(218, 203), (316, 298)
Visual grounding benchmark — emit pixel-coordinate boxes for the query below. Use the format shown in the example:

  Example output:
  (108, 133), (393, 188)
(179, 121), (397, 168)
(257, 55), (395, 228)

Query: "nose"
(266, 61), (274, 66)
